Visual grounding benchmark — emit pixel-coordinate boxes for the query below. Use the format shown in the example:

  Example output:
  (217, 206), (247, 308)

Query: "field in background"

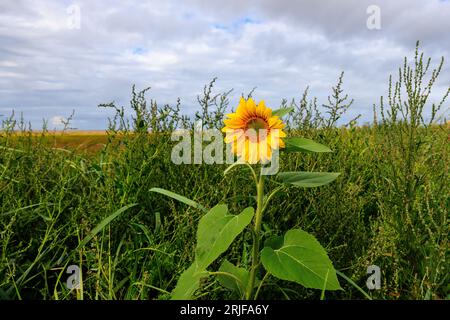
(0, 44), (448, 300)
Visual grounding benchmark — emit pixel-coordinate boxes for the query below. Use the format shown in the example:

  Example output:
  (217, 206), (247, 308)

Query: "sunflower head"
(222, 97), (286, 164)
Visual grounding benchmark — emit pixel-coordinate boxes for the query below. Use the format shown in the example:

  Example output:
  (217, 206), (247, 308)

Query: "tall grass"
(0, 43), (448, 300)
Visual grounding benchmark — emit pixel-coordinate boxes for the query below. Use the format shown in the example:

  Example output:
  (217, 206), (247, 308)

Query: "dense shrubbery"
(0, 44), (448, 300)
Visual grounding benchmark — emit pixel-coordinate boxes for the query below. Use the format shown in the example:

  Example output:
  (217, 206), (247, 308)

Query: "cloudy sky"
(1, 0), (449, 129)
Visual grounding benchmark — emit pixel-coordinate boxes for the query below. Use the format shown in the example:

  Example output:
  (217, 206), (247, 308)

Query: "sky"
(0, 0), (449, 130)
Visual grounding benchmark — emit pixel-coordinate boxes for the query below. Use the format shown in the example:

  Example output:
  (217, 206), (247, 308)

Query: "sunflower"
(222, 97), (286, 164)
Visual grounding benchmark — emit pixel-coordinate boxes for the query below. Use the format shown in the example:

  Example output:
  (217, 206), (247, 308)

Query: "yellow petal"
(224, 112), (237, 119)
(248, 141), (258, 164)
(261, 144), (272, 162)
(268, 116), (280, 127)
(256, 100), (266, 118)
(236, 97), (247, 115)
(263, 106), (272, 120)
(224, 118), (245, 129)
(246, 98), (257, 117)
(224, 130), (244, 143)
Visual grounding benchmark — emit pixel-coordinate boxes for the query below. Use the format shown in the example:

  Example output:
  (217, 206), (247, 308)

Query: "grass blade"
(77, 203), (137, 249)
(336, 270), (372, 300)
(150, 187), (208, 213)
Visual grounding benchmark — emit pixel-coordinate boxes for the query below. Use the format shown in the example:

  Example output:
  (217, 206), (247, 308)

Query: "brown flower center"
(246, 117), (268, 142)
(246, 117), (267, 130)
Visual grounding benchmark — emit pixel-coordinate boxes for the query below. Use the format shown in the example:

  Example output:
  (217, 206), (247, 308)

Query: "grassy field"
(0, 46), (449, 300)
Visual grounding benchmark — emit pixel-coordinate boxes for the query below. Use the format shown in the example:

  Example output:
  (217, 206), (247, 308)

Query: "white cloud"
(50, 115), (67, 129)
(134, 51), (180, 71)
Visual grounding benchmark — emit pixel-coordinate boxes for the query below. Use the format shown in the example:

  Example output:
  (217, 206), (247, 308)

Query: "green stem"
(260, 186), (284, 215)
(245, 172), (264, 300)
(254, 272), (270, 300)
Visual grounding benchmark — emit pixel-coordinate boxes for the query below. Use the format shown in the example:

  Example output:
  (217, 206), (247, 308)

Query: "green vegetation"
(0, 43), (448, 300)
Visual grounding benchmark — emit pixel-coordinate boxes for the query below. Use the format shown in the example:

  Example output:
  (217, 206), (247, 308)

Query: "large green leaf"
(271, 107), (294, 118)
(261, 229), (341, 290)
(284, 137), (332, 153)
(150, 187), (208, 213)
(171, 205), (254, 300)
(171, 265), (208, 300)
(217, 260), (249, 296)
(196, 205), (254, 269)
(278, 171), (340, 188)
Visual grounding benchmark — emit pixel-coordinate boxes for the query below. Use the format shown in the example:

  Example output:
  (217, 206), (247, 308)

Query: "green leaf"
(272, 107), (294, 118)
(77, 203), (137, 249)
(217, 260), (249, 296)
(278, 172), (340, 188)
(171, 265), (208, 300)
(196, 205), (254, 269)
(150, 187), (208, 213)
(171, 205), (254, 300)
(284, 137), (332, 153)
(261, 229), (341, 290)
